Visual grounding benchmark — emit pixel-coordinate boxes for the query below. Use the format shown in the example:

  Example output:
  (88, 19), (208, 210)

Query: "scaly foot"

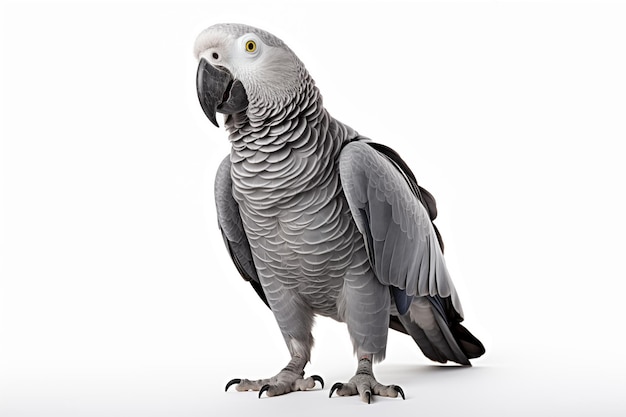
(225, 368), (324, 398)
(329, 358), (405, 403)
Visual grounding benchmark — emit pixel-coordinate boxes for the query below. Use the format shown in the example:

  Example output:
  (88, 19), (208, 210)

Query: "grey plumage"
(195, 23), (484, 401)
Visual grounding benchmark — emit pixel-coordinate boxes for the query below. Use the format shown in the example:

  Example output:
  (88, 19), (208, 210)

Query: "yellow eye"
(245, 40), (257, 53)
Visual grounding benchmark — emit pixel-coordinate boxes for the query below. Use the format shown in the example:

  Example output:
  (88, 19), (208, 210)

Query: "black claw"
(394, 385), (405, 400)
(365, 390), (371, 404)
(258, 384), (270, 398)
(311, 375), (325, 389)
(329, 382), (343, 398)
(225, 378), (241, 392)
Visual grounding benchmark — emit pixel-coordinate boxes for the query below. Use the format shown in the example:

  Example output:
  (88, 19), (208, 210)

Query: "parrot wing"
(215, 155), (269, 307)
(339, 140), (485, 362)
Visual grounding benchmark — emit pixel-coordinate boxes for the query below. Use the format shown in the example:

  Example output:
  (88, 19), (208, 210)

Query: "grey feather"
(215, 156), (269, 306)
(339, 141), (463, 316)
(197, 23), (484, 372)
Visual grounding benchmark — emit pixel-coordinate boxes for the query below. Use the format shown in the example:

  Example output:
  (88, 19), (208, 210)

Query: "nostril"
(212, 52), (219, 60)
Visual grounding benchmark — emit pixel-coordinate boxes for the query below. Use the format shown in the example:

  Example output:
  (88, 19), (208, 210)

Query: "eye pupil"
(212, 52), (219, 59)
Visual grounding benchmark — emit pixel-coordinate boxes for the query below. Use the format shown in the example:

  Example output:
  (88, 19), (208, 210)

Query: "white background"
(2, 1), (626, 416)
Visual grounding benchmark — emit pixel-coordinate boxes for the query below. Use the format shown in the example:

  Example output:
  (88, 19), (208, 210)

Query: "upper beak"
(196, 58), (248, 128)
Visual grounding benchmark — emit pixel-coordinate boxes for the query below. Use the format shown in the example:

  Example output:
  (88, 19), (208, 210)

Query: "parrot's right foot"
(225, 370), (324, 398)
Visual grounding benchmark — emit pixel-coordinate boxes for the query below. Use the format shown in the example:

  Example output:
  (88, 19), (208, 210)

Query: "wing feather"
(339, 141), (463, 318)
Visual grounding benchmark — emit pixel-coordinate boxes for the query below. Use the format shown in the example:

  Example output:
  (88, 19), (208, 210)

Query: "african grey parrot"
(194, 23), (484, 403)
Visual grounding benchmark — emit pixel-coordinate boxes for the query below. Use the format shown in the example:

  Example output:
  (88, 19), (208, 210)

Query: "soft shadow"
(377, 363), (493, 384)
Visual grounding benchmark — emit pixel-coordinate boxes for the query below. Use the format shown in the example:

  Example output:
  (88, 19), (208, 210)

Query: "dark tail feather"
(450, 322), (485, 359)
(392, 299), (485, 365)
(396, 313), (452, 364)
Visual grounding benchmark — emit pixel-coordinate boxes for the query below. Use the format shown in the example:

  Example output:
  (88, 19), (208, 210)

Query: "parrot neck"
(225, 74), (358, 157)
(226, 77), (358, 208)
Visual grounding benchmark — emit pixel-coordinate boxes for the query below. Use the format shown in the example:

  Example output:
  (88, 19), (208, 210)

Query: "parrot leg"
(224, 300), (324, 397)
(329, 356), (405, 403)
(224, 354), (324, 397)
(329, 268), (403, 402)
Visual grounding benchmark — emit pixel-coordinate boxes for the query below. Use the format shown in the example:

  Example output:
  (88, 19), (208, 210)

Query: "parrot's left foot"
(329, 358), (405, 403)
(225, 369), (324, 398)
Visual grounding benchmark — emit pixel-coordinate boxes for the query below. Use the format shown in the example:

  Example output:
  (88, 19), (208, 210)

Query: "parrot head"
(194, 23), (306, 127)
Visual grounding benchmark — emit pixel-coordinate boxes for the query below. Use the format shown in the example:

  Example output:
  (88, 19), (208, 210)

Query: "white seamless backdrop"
(2, 1), (625, 416)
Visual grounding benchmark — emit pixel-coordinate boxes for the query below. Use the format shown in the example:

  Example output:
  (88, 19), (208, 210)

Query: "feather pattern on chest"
(224, 75), (363, 312)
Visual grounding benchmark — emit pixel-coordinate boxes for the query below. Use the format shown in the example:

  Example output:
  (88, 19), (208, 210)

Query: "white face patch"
(238, 34), (262, 57)
(193, 28), (231, 60)
(194, 25), (304, 108)
(226, 34), (265, 72)
(196, 33), (266, 79)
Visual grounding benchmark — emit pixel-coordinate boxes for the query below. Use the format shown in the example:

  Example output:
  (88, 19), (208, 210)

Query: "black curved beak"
(196, 58), (248, 128)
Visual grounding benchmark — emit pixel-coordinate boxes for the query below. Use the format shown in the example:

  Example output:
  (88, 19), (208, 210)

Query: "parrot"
(194, 23), (485, 403)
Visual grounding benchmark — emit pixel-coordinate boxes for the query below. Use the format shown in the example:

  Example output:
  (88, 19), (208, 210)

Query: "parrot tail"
(393, 297), (485, 365)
